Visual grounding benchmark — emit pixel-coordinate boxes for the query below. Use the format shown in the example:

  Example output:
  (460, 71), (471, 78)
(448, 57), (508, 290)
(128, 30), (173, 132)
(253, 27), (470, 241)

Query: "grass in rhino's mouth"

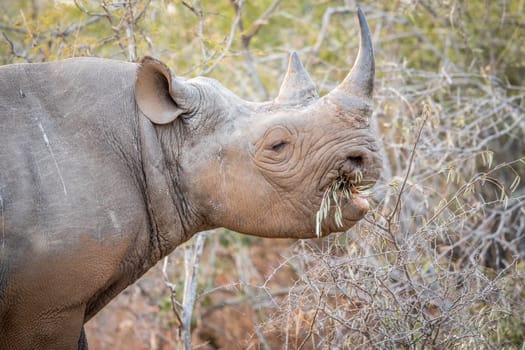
(315, 170), (373, 237)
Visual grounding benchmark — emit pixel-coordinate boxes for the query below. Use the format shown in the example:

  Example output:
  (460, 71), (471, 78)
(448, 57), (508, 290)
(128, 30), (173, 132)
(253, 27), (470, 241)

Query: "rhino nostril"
(346, 156), (364, 170)
(340, 155), (366, 181)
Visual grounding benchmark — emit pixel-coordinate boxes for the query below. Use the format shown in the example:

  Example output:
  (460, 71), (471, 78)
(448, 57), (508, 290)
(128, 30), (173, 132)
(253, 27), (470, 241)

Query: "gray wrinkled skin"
(0, 9), (381, 350)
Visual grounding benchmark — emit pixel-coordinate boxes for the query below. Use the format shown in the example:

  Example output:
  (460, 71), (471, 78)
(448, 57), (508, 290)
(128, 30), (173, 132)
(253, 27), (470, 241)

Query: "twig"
(231, 0), (277, 99)
(297, 288), (324, 350)
(387, 102), (430, 222)
(52, 16), (105, 38)
(199, 0), (243, 75)
(124, 0), (137, 62)
(239, 0), (281, 48)
(313, 7), (351, 54)
(181, 232), (207, 350)
(181, 0), (207, 59)
(161, 256), (183, 335)
(0, 25), (28, 35)
(74, 0), (107, 17)
(1, 32), (30, 62)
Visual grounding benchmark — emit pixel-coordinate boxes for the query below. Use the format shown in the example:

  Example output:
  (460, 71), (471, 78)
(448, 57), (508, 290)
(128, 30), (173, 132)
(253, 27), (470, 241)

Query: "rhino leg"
(77, 327), (89, 350)
(0, 302), (86, 349)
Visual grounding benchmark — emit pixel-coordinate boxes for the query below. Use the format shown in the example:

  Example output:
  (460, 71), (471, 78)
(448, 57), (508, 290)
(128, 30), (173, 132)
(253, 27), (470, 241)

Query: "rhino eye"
(271, 141), (288, 152)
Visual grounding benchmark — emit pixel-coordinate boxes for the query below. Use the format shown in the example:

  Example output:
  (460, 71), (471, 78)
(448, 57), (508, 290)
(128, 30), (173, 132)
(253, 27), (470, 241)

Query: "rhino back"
(0, 58), (151, 326)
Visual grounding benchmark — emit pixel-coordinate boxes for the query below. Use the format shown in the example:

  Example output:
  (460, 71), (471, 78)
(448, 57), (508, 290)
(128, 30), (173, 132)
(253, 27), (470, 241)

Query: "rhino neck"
(139, 116), (202, 260)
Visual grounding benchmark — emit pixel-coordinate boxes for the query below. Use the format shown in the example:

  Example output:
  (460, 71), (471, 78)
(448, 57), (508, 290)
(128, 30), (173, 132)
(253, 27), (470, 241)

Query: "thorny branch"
(161, 232), (207, 349)
(191, 1), (243, 75)
(296, 288), (324, 350)
(387, 102), (430, 223)
(1, 32), (30, 62)
(313, 6), (351, 54)
(181, 232), (206, 350)
(230, 0), (281, 99)
(56, 16), (105, 38)
(239, 0), (281, 48)
(124, 0), (137, 61)
(181, 0), (207, 59)
(161, 257), (183, 334)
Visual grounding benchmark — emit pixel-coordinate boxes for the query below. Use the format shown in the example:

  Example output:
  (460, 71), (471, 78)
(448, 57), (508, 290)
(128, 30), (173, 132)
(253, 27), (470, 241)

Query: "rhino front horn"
(332, 7), (374, 100)
(275, 51), (318, 105)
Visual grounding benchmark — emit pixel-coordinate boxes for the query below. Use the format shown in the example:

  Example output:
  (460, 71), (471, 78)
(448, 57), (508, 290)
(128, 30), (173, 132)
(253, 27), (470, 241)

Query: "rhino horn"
(330, 8), (374, 100)
(275, 51), (318, 105)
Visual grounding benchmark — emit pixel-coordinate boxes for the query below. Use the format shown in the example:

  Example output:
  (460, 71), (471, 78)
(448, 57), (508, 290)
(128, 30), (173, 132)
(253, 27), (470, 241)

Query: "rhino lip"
(319, 161), (372, 195)
(315, 172), (371, 234)
(331, 174), (370, 199)
(316, 161), (375, 224)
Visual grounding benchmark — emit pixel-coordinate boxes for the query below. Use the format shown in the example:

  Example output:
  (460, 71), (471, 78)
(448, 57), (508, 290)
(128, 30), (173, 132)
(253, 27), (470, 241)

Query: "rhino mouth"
(315, 159), (376, 236)
(326, 173), (373, 207)
(318, 155), (376, 196)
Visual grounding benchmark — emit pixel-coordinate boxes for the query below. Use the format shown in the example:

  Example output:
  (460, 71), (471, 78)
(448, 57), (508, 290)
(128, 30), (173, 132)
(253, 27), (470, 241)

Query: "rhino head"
(134, 9), (381, 240)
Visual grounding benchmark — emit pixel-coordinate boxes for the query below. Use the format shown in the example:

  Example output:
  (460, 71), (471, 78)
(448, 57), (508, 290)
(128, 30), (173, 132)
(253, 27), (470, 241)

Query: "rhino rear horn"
(330, 8), (374, 100)
(135, 56), (198, 124)
(275, 52), (318, 105)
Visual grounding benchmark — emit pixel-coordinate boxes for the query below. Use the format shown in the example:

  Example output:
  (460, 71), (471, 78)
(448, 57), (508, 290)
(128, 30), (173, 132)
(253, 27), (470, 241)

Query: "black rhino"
(0, 9), (381, 349)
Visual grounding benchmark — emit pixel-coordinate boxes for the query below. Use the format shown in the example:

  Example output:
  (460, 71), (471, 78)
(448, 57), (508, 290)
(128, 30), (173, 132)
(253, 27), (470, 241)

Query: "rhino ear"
(135, 57), (195, 125)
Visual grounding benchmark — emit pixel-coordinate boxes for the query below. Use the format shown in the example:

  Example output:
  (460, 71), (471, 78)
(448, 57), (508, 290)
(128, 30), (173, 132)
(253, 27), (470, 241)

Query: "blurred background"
(1, 0), (524, 348)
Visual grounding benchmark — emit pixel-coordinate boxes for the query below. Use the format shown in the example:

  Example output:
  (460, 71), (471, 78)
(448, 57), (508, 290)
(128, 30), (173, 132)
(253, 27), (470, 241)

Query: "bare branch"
(240, 0), (281, 48)
(1, 32), (30, 62)
(387, 102), (430, 222)
(297, 288), (324, 350)
(124, 0), (137, 62)
(313, 7), (351, 54)
(181, 232), (207, 350)
(199, 0), (243, 75)
(181, 0), (207, 59)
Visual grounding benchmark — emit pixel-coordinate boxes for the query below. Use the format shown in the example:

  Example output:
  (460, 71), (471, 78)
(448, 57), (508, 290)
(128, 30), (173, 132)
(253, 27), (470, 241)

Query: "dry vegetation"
(1, 0), (524, 349)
